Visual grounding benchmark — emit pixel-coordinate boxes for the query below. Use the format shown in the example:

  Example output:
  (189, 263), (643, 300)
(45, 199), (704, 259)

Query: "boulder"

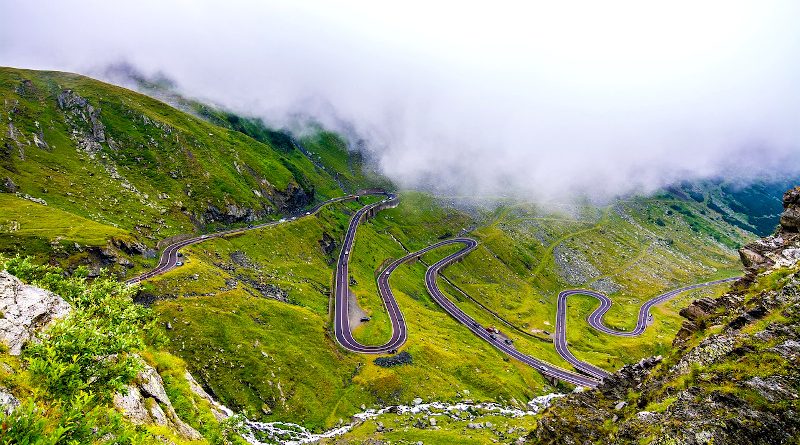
(0, 387), (19, 415)
(113, 356), (202, 440)
(0, 271), (71, 355)
(0, 178), (17, 193)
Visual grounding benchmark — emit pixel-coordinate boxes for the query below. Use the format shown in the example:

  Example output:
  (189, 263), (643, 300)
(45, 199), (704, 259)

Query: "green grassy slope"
(0, 67), (377, 274)
(438, 194), (748, 372)
(150, 196), (547, 429)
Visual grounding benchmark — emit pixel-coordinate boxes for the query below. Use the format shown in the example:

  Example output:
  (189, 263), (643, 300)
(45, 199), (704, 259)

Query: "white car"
(279, 218), (286, 223)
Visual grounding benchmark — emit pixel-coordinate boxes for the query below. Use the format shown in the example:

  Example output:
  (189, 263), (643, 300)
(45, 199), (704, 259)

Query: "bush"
(3, 257), (157, 400)
(0, 393), (153, 445)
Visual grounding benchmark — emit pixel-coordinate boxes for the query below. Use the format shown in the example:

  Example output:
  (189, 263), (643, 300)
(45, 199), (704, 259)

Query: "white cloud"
(1, 0), (798, 200)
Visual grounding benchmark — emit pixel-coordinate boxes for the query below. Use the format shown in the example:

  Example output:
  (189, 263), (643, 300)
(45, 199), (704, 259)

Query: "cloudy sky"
(2, 0), (799, 201)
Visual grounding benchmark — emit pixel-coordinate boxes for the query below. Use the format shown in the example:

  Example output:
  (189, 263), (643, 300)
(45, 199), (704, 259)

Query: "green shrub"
(3, 257), (156, 401)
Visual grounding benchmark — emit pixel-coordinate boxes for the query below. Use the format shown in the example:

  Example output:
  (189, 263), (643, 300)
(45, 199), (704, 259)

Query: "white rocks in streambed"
(527, 392), (565, 412)
(0, 271), (71, 355)
(244, 400), (542, 444)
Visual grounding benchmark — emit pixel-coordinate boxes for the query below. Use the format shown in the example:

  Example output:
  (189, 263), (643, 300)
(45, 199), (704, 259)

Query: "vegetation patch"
(374, 351), (413, 368)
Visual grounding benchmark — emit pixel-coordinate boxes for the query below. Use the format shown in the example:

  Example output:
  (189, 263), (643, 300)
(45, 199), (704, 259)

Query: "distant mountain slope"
(100, 62), (392, 194)
(0, 67), (380, 271)
(675, 179), (797, 236)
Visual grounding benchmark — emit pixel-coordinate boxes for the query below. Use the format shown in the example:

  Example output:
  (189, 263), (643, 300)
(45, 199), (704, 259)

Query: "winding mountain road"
(331, 196), (739, 387)
(554, 279), (739, 380)
(133, 192), (739, 388)
(125, 190), (388, 285)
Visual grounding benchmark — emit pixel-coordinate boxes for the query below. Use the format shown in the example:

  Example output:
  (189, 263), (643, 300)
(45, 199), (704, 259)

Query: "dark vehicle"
(490, 334), (498, 340)
(504, 338), (513, 345)
(360, 316), (371, 322)
(177, 252), (183, 257)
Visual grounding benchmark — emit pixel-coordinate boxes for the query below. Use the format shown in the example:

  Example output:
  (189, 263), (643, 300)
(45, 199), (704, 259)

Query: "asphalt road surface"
(554, 278), (740, 380)
(421, 238), (601, 387)
(331, 201), (599, 386)
(125, 190), (388, 285)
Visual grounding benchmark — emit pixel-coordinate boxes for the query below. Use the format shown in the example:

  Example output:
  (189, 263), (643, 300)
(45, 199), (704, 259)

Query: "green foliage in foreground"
(0, 258), (242, 444)
(6, 257), (155, 401)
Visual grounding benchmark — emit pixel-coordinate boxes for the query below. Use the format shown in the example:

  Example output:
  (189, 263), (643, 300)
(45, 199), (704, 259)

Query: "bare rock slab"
(0, 271), (71, 355)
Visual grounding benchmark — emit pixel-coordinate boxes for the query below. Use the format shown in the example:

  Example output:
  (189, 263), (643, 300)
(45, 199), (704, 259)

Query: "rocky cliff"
(529, 187), (800, 445)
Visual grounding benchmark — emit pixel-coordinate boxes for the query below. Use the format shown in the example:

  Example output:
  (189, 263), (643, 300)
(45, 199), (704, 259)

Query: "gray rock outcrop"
(113, 356), (203, 440)
(185, 371), (233, 421)
(0, 387), (19, 415)
(0, 271), (71, 355)
(738, 186), (800, 279)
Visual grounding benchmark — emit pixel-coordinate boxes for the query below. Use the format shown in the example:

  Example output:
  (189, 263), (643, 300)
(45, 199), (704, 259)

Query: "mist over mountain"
(3, 0), (799, 201)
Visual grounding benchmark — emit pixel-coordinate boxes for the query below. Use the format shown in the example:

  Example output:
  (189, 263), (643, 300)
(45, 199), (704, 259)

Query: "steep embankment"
(529, 187), (800, 445)
(0, 67), (377, 274)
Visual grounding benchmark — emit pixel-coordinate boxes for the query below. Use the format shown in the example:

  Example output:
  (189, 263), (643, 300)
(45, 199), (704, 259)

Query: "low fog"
(2, 1), (799, 201)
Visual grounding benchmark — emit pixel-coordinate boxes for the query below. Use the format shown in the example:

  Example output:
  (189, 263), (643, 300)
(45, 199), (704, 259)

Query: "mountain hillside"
(0, 67), (796, 444)
(0, 67), (381, 274)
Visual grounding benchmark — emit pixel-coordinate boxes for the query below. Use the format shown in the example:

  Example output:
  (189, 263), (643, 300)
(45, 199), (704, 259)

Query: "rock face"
(0, 387), (19, 415)
(57, 89), (106, 155)
(0, 271), (71, 355)
(738, 186), (800, 280)
(0, 177), (17, 193)
(185, 371), (233, 421)
(113, 356), (203, 440)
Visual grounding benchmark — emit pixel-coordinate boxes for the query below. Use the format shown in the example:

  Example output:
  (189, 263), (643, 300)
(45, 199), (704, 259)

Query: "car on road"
(177, 252), (183, 257)
(360, 316), (371, 322)
(389, 349), (397, 354)
(504, 338), (513, 345)
(345, 249), (350, 255)
(489, 334), (498, 340)
(305, 212), (311, 215)
(279, 218), (286, 223)
(176, 261), (184, 266)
